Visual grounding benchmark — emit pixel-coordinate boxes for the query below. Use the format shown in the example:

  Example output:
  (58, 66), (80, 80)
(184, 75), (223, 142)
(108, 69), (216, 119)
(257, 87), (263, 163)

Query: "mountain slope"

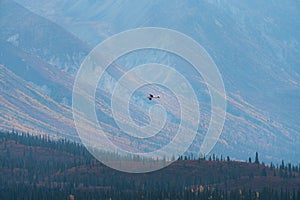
(0, 0), (299, 163)
(0, 0), (90, 74)
(0, 64), (77, 139)
(14, 0), (300, 125)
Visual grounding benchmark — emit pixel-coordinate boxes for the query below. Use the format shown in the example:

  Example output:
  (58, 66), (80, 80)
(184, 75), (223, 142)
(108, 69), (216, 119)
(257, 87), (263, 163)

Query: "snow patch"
(6, 34), (19, 47)
(28, 82), (52, 96)
(214, 19), (223, 28)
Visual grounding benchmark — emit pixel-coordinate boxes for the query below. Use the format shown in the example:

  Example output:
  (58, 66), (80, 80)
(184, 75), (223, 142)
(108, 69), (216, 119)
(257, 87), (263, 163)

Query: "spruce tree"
(255, 152), (259, 164)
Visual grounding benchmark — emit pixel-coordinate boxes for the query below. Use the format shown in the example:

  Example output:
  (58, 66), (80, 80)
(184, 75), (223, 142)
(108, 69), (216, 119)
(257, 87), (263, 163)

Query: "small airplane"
(148, 94), (160, 100)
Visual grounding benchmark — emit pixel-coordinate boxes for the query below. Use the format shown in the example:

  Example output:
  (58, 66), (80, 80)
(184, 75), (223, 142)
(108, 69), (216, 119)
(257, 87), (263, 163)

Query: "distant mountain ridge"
(0, 0), (90, 74)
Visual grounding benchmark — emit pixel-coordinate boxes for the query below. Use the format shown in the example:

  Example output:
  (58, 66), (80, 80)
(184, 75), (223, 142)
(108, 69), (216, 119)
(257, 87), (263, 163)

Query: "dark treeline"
(0, 131), (299, 200)
(2, 185), (300, 200)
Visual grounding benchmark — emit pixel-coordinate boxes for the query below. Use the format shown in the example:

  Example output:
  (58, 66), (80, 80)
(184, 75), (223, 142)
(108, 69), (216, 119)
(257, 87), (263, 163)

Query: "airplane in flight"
(148, 94), (160, 100)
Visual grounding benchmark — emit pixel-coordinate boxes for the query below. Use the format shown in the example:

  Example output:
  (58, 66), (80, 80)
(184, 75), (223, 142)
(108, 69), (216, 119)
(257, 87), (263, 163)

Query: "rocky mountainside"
(0, 0), (299, 163)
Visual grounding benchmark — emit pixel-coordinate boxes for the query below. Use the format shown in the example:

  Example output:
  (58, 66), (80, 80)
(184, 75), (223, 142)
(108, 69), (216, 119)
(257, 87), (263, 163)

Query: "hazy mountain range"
(0, 0), (299, 163)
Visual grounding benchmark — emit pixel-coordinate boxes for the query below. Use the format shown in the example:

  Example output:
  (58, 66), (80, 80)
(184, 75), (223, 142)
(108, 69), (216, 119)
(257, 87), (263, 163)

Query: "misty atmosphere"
(0, 0), (299, 199)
